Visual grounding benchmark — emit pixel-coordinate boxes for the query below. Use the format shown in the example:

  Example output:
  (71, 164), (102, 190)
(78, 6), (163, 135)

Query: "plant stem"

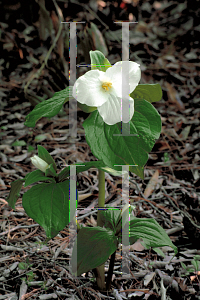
(97, 169), (105, 226)
(95, 169), (106, 291)
(106, 250), (116, 291)
(72, 215), (81, 232)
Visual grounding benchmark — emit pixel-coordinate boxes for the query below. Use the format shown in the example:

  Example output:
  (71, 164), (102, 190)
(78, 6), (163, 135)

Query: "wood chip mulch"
(0, 0), (200, 299)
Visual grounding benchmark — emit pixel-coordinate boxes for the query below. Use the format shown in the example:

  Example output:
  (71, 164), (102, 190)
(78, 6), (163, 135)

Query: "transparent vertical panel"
(121, 165), (130, 277)
(69, 22), (77, 138)
(68, 165), (78, 277)
(121, 22), (130, 136)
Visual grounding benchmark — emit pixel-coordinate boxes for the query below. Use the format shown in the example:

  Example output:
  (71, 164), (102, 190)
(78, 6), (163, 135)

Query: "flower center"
(102, 81), (112, 92)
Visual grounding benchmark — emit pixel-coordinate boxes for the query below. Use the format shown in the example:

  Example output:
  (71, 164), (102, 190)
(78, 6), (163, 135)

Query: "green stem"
(95, 169), (106, 291)
(72, 215), (81, 233)
(97, 169), (105, 226)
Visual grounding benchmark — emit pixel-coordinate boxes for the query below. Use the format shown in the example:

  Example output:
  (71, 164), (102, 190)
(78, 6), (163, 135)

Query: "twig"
(162, 187), (200, 230)
(70, 0), (122, 44)
(0, 224), (39, 236)
(129, 179), (172, 221)
(24, 0), (63, 96)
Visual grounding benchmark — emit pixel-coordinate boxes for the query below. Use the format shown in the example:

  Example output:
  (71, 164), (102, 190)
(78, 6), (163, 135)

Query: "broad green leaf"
(122, 216), (177, 255)
(22, 181), (76, 239)
(38, 145), (57, 172)
(99, 204), (135, 235)
(119, 204), (135, 232)
(58, 160), (128, 183)
(109, 204), (135, 236)
(71, 226), (118, 276)
(24, 170), (55, 187)
(58, 160), (106, 182)
(90, 50), (111, 72)
(131, 84), (162, 103)
(6, 179), (24, 209)
(98, 208), (121, 232)
(24, 87), (70, 128)
(83, 99), (162, 179)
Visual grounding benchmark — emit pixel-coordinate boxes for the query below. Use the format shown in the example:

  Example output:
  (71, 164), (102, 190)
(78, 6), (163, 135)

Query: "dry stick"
(162, 189), (200, 230)
(69, 0), (121, 44)
(24, 0), (63, 96)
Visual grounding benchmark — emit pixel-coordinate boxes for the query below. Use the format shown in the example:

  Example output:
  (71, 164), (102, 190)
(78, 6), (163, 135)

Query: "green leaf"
(58, 161), (102, 182)
(24, 170), (55, 187)
(83, 99), (162, 179)
(24, 87), (70, 128)
(77, 101), (97, 113)
(58, 160), (128, 183)
(22, 181), (75, 239)
(34, 134), (48, 142)
(71, 226), (118, 276)
(153, 248), (165, 258)
(98, 208), (121, 232)
(100, 166), (129, 179)
(18, 262), (28, 270)
(6, 179), (24, 209)
(45, 163), (57, 178)
(89, 50), (111, 72)
(120, 204), (135, 232)
(12, 140), (26, 146)
(58, 160), (106, 182)
(99, 203), (135, 236)
(122, 216), (177, 255)
(180, 262), (187, 270)
(37, 145), (57, 172)
(130, 84), (162, 103)
(185, 268), (195, 275)
(113, 204), (135, 236)
(28, 145), (35, 152)
(191, 260), (199, 271)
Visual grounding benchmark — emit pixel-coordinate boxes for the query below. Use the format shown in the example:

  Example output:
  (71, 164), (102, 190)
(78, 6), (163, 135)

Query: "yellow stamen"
(102, 82), (112, 91)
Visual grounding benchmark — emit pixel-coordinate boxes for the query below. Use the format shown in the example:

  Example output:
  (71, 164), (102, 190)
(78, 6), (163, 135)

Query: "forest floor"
(0, 0), (200, 299)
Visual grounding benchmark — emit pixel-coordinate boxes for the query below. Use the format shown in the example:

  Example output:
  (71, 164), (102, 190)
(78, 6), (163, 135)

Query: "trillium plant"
(7, 50), (177, 292)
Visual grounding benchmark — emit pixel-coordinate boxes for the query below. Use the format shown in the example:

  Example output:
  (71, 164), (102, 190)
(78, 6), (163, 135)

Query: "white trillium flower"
(72, 61), (141, 125)
(31, 155), (49, 173)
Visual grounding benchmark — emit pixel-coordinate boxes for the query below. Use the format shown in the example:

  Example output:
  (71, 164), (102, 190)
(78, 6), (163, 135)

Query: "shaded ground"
(0, 0), (200, 299)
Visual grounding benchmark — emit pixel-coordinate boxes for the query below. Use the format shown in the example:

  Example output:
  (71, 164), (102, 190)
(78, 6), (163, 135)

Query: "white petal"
(72, 70), (109, 107)
(122, 97), (134, 123)
(97, 95), (134, 125)
(109, 61), (141, 94)
(31, 155), (49, 173)
(104, 64), (123, 97)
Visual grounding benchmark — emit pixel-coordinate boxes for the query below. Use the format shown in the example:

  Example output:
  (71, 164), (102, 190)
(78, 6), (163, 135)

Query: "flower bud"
(31, 155), (49, 173)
